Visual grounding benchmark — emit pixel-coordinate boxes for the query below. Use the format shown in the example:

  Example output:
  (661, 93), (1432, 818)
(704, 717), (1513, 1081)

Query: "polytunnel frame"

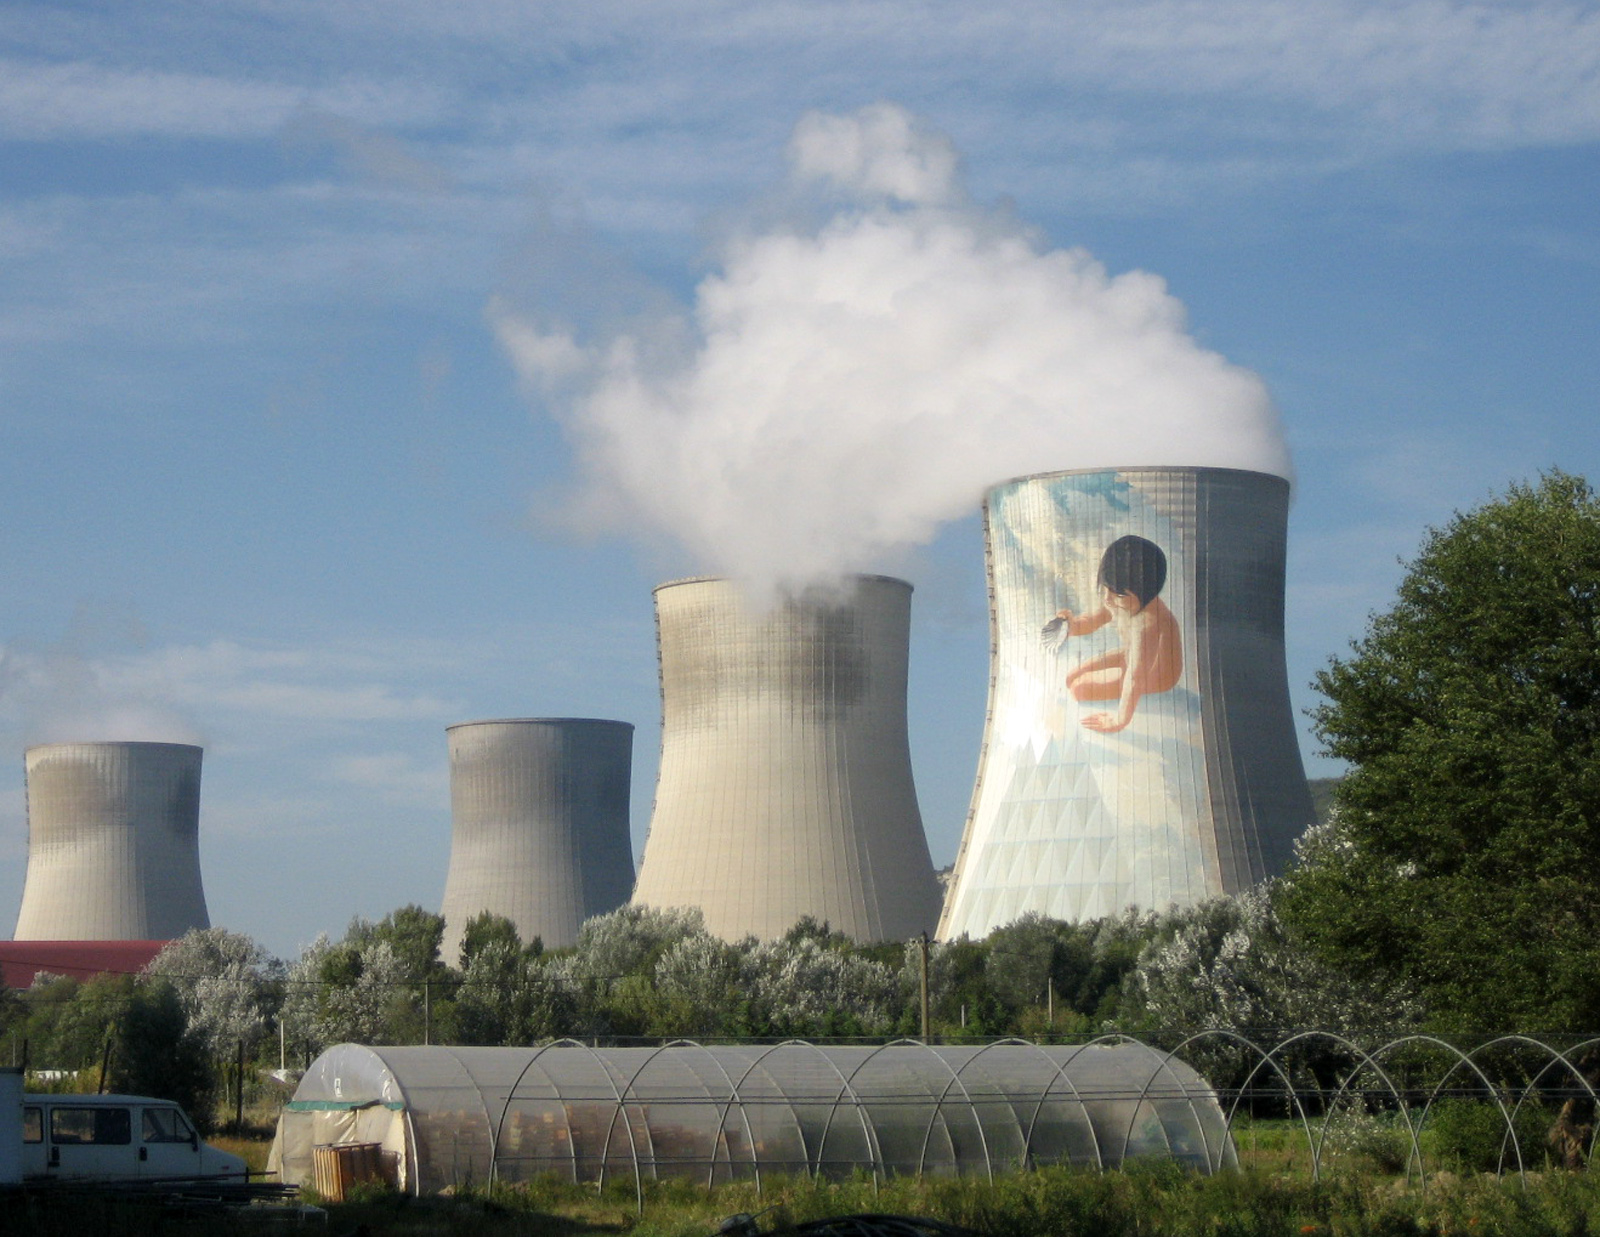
(1393, 1034), (1600, 1183)
(1157, 1030), (1600, 1187)
(913, 1036), (1111, 1179)
(1165, 1029), (1325, 1177)
(490, 1038), (589, 1187)
(720, 1039), (880, 1194)
(794, 1039), (893, 1190)
(482, 1038), (1198, 1200)
(1104, 1032), (1232, 1173)
(594, 1039), (752, 1210)
(295, 1033), (1600, 1206)
(908, 1036), (1008, 1181)
(350, 1044), (500, 1193)
(673, 1040), (760, 1187)
(1013, 1039), (1108, 1173)
(824, 1038), (998, 1184)
(1349, 1035), (1525, 1183)
(1493, 1034), (1600, 1174)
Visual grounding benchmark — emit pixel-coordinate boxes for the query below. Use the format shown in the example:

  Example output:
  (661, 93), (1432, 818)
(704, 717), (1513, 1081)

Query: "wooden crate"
(311, 1141), (392, 1201)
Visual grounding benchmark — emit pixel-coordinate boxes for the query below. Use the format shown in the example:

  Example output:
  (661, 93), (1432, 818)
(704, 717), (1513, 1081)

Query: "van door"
(46, 1104), (133, 1178)
(138, 1104), (205, 1179)
(21, 1105), (44, 1178)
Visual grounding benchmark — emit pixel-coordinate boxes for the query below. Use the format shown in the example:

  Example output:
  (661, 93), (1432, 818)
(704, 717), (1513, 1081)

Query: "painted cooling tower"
(13, 742), (210, 941)
(939, 467), (1315, 940)
(632, 575), (942, 942)
(439, 718), (635, 961)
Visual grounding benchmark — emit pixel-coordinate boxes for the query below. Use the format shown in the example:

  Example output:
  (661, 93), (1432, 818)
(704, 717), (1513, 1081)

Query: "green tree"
(16, 974), (214, 1125)
(457, 910), (542, 970)
(1281, 471), (1600, 1033)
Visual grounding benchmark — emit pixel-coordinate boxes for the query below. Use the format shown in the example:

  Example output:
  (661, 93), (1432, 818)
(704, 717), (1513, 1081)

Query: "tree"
(453, 914), (569, 1045)
(457, 911), (541, 970)
(16, 974), (214, 1125)
(1281, 471), (1600, 1032)
(742, 936), (899, 1036)
(148, 927), (284, 1060)
(555, 904), (711, 1036)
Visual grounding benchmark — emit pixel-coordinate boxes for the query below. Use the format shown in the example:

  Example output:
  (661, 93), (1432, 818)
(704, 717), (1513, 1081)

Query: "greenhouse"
(267, 1040), (1235, 1196)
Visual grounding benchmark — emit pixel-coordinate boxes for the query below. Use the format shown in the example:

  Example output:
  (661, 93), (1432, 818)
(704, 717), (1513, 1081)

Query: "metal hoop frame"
(317, 1034), (1600, 1206)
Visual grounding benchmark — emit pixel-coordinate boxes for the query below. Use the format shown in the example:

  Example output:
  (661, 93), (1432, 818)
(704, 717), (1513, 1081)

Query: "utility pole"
(919, 932), (931, 1042)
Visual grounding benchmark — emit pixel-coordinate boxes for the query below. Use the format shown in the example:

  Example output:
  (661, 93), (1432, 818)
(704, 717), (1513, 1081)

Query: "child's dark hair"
(1098, 535), (1167, 609)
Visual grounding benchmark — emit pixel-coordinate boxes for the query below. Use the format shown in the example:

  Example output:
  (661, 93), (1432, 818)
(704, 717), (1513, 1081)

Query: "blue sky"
(2, 1), (1597, 960)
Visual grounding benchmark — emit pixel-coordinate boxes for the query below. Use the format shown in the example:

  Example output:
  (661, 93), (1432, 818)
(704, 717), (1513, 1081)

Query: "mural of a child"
(1050, 534), (1183, 733)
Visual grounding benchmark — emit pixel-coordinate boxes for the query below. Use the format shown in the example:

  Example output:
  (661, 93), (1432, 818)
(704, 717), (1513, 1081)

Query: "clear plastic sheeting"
(269, 1040), (1235, 1197)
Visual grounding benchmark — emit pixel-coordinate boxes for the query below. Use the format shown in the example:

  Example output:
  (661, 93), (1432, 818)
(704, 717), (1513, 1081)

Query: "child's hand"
(1081, 712), (1129, 733)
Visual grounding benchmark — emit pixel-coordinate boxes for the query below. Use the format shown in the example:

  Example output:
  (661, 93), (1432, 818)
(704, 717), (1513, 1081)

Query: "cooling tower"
(13, 742), (210, 941)
(939, 467), (1315, 940)
(632, 575), (942, 942)
(439, 718), (635, 961)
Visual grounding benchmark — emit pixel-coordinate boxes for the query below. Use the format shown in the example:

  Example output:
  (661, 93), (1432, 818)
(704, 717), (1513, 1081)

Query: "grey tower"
(632, 575), (942, 942)
(439, 718), (635, 962)
(939, 467), (1315, 939)
(13, 741), (210, 940)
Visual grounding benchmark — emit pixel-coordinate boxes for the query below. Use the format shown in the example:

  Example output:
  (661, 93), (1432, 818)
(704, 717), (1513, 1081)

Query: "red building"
(0, 940), (169, 988)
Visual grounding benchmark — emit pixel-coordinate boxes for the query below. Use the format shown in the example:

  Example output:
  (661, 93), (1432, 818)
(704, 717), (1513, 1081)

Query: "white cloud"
(500, 104), (1291, 595)
(788, 104), (962, 205)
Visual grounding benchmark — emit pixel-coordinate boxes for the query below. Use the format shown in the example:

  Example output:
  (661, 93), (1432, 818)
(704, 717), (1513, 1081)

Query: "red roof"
(0, 940), (170, 988)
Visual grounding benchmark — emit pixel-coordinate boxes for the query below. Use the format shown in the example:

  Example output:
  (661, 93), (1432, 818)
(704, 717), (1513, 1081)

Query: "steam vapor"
(0, 620), (202, 747)
(495, 103), (1291, 597)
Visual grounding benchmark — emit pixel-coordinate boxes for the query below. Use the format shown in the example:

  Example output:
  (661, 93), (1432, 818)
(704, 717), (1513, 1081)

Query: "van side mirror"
(191, 1131), (199, 1151)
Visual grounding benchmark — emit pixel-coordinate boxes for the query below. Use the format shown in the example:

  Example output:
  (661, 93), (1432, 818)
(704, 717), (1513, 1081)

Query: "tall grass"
(12, 1161), (1600, 1235)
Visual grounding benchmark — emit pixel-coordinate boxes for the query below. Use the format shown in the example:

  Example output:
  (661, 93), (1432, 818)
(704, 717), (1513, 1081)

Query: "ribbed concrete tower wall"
(632, 575), (942, 942)
(939, 468), (1315, 940)
(14, 742), (210, 940)
(439, 719), (634, 962)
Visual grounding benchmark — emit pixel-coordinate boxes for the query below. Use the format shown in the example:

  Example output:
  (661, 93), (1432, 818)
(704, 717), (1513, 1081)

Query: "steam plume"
(496, 103), (1290, 596)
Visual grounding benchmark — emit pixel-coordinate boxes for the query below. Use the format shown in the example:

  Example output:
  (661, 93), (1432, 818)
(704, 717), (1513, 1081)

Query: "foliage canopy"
(1282, 471), (1600, 1032)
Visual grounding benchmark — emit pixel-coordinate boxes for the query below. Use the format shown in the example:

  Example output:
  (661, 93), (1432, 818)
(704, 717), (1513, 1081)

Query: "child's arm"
(1082, 611), (1149, 732)
(1057, 605), (1110, 637)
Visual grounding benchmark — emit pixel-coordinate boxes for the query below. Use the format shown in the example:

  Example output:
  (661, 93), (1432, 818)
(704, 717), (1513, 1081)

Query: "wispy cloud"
(0, 634), (464, 749)
(7, 3), (1597, 158)
(328, 751), (449, 808)
(0, 58), (444, 142)
(3, 1), (1593, 367)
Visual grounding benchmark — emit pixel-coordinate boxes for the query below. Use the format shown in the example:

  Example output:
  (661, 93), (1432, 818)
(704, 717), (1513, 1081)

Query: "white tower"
(632, 575), (941, 942)
(14, 741), (210, 941)
(939, 467), (1315, 939)
(439, 718), (634, 961)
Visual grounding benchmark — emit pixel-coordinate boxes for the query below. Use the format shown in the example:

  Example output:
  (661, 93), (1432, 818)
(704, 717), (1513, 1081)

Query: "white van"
(21, 1093), (248, 1183)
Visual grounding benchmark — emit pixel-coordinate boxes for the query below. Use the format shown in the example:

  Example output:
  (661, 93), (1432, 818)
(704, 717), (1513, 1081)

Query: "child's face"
(1102, 584), (1143, 614)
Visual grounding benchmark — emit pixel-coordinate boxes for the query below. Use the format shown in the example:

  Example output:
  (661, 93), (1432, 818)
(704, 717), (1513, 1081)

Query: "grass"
(14, 1123), (1600, 1236)
(296, 1166), (1600, 1237)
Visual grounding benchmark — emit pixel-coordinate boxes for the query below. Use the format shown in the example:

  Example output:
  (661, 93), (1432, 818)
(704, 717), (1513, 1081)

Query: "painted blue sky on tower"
(2, 2), (1598, 956)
